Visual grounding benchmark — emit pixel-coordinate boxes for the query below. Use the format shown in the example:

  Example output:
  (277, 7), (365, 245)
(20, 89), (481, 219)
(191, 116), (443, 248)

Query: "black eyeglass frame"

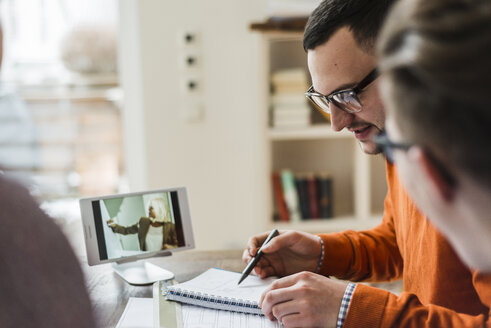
(305, 68), (379, 114)
(373, 131), (457, 187)
(372, 131), (412, 163)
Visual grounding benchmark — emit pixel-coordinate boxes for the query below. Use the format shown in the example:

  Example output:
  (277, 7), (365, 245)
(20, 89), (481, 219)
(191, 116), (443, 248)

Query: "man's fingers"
(246, 231), (273, 256)
(242, 249), (276, 278)
(259, 275), (299, 307)
(254, 262), (277, 279)
(260, 284), (297, 316)
(270, 300), (301, 325)
(277, 312), (304, 328)
(242, 249), (251, 264)
(260, 230), (298, 254)
(268, 272), (305, 290)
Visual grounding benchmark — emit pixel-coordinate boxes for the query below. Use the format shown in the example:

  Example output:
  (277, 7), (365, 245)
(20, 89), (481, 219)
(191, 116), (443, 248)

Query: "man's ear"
(409, 147), (455, 202)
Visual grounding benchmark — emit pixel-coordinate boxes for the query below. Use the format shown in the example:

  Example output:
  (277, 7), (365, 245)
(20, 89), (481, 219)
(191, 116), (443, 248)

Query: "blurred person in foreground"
(0, 172), (97, 328)
(377, 0), (491, 299)
(0, 23), (96, 328)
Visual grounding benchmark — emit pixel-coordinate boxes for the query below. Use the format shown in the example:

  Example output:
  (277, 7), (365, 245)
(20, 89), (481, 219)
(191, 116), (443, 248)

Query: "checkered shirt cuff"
(314, 235), (325, 273)
(336, 282), (356, 328)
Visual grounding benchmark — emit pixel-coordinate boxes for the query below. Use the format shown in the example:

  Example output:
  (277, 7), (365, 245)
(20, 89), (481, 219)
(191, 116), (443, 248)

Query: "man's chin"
(358, 140), (383, 155)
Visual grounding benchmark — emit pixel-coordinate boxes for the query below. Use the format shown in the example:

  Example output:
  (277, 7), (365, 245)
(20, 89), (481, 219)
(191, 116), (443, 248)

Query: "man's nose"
(329, 104), (354, 132)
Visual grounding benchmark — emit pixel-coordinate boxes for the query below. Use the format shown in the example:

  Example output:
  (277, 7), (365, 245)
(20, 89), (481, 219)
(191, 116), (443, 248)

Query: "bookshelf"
(254, 27), (387, 234)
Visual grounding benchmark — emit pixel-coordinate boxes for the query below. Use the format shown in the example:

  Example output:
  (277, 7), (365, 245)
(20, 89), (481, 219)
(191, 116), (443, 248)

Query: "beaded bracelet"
(314, 235), (325, 273)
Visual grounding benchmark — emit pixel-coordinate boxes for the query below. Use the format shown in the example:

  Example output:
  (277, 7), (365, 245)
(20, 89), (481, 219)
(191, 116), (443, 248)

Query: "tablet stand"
(112, 261), (174, 286)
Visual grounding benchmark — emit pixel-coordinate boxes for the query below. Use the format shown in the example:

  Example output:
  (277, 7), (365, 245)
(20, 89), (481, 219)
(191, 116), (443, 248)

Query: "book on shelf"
(271, 68), (308, 88)
(280, 169), (302, 222)
(271, 170), (333, 221)
(272, 171), (289, 222)
(272, 84), (308, 94)
(306, 173), (319, 219)
(294, 173), (310, 220)
(270, 68), (311, 128)
(274, 106), (310, 120)
(165, 268), (277, 316)
(271, 68), (308, 94)
(273, 104), (310, 115)
(272, 101), (311, 127)
(317, 172), (333, 218)
(271, 93), (308, 107)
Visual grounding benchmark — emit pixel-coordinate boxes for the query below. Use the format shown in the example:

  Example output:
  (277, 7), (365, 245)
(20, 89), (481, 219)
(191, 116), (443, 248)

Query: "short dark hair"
(303, 0), (395, 52)
(378, 0), (491, 189)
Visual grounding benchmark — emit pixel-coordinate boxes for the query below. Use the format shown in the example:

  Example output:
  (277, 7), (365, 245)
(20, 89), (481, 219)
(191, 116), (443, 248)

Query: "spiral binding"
(165, 287), (263, 315)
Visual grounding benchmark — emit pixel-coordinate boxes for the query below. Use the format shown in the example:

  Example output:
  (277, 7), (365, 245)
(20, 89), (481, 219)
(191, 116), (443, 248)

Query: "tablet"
(80, 187), (195, 266)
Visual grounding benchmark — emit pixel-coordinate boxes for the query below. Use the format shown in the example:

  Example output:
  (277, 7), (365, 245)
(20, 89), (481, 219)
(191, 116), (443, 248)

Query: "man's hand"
(259, 272), (347, 328)
(106, 219), (116, 228)
(242, 230), (322, 278)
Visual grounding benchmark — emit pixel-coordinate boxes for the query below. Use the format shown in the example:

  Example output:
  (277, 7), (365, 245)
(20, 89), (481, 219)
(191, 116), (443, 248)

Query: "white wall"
(119, 0), (269, 249)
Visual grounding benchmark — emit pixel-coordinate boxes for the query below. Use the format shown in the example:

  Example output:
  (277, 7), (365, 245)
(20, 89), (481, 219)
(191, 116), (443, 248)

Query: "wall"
(119, 0), (269, 249)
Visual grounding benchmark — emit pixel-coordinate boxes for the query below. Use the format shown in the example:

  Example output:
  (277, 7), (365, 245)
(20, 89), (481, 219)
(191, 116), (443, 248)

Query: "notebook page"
(168, 268), (276, 304)
(182, 304), (283, 328)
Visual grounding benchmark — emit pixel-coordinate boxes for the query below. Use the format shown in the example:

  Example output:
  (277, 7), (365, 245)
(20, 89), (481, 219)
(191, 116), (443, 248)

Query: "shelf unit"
(257, 30), (387, 234)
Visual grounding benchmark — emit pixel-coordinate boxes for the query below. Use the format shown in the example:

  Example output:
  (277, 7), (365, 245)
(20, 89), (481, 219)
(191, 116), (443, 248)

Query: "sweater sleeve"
(316, 191), (404, 281)
(110, 222), (139, 235)
(343, 279), (491, 327)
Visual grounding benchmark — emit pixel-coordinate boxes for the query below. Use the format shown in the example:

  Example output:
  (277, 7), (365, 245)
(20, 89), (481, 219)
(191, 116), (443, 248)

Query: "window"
(0, 0), (123, 201)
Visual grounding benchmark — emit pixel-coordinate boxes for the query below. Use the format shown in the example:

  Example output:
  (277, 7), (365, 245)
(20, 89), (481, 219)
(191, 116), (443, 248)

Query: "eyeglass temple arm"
(354, 68), (379, 92)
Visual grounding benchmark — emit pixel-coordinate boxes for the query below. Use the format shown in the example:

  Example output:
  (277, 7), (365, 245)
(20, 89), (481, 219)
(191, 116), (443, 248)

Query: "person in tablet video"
(106, 197), (178, 251)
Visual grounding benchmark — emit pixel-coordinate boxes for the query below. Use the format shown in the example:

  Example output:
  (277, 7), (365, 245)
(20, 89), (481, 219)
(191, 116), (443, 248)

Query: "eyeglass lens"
(331, 92), (362, 112)
(309, 92), (362, 114)
(311, 96), (329, 112)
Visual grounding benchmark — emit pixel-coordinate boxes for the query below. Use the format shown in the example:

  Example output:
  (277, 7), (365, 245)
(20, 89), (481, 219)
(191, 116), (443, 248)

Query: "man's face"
(149, 206), (156, 218)
(307, 27), (385, 154)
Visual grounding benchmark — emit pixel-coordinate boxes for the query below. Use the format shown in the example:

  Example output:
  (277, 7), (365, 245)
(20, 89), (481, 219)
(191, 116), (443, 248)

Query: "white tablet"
(79, 187), (195, 267)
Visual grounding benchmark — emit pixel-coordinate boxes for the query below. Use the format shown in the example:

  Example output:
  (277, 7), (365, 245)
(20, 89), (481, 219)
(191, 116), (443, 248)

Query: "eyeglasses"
(373, 131), (457, 187)
(305, 68), (379, 114)
(372, 131), (412, 163)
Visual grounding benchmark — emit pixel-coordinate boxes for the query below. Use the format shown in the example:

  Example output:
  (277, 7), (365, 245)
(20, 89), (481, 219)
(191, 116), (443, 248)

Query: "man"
(108, 198), (178, 251)
(243, 0), (491, 326)
(377, 0), (491, 289)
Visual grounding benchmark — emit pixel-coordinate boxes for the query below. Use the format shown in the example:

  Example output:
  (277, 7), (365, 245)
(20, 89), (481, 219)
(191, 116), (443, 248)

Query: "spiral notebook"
(164, 268), (277, 315)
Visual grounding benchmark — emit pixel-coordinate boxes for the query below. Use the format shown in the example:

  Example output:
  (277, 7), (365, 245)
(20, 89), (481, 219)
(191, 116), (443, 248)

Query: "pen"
(238, 229), (279, 285)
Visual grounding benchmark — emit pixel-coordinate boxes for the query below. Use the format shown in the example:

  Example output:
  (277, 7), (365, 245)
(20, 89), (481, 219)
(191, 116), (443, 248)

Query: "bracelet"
(314, 235), (325, 273)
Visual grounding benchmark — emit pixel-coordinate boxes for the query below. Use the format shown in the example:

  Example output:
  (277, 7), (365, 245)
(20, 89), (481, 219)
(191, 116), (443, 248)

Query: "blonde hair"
(147, 198), (168, 223)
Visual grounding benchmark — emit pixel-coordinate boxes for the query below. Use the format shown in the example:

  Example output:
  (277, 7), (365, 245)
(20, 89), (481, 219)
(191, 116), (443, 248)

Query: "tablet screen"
(80, 187), (194, 265)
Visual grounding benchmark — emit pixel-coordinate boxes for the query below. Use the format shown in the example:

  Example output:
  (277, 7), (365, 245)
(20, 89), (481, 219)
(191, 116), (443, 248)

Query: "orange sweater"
(317, 161), (491, 327)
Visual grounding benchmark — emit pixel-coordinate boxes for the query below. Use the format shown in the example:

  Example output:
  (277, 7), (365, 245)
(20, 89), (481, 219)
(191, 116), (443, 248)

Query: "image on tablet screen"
(91, 191), (185, 261)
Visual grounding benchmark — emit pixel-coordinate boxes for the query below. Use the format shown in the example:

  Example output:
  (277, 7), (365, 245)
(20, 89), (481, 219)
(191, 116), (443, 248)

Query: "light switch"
(181, 99), (204, 123)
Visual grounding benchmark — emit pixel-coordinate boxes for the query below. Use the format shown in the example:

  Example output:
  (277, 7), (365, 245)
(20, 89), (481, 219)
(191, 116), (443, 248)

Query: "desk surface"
(83, 249), (244, 328)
